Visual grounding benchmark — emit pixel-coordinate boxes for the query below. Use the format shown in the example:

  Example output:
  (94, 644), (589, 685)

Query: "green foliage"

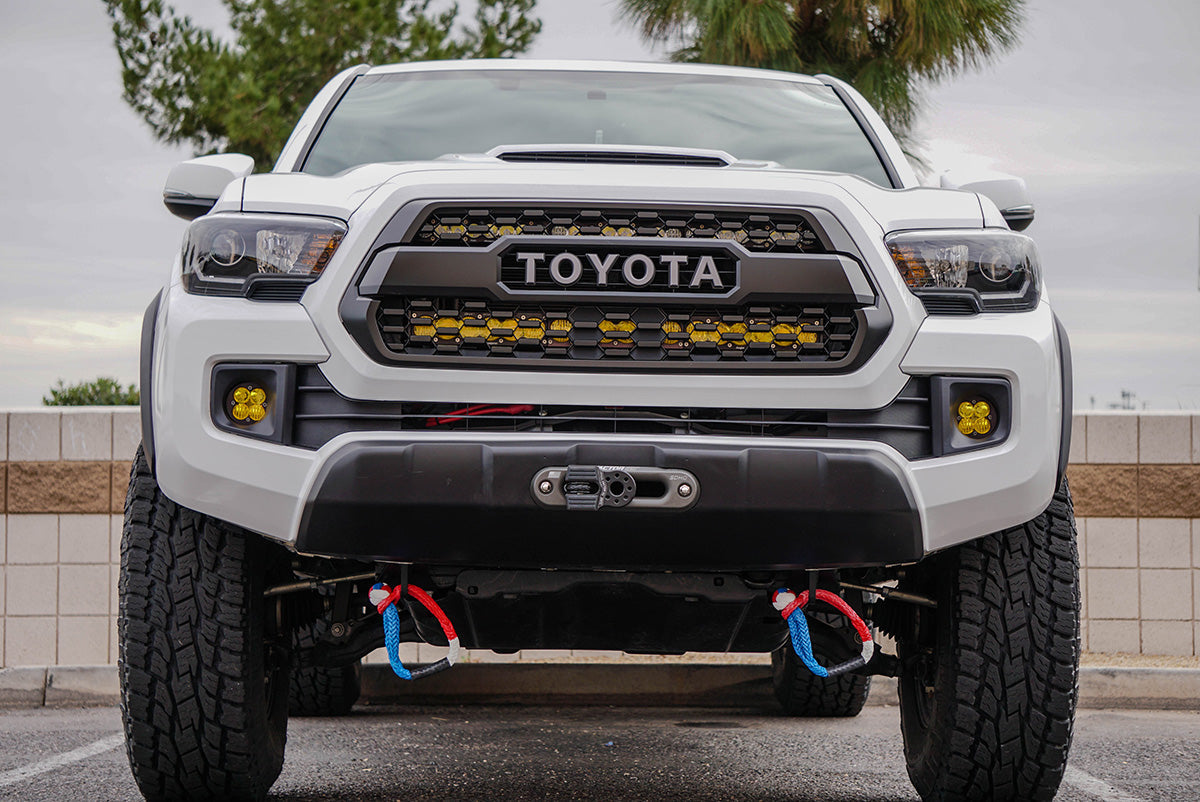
(44, 377), (140, 406)
(621, 0), (1024, 142)
(103, 0), (542, 166)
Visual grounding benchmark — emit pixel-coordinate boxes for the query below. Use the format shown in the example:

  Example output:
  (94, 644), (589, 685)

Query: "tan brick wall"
(7, 462), (113, 514)
(2, 409), (1199, 666)
(1068, 465), (1138, 517)
(1067, 464), (1200, 518)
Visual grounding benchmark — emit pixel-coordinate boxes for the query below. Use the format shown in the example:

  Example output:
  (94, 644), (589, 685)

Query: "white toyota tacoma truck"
(122, 59), (1078, 802)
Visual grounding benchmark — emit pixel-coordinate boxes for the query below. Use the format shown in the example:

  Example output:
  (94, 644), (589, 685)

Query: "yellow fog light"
(230, 385), (268, 425)
(955, 397), (997, 439)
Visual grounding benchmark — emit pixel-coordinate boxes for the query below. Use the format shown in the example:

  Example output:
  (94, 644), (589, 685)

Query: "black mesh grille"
(920, 294), (980, 316)
(409, 206), (827, 253)
(289, 366), (933, 458)
(244, 280), (311, 302)
(375, 297), (858, 363)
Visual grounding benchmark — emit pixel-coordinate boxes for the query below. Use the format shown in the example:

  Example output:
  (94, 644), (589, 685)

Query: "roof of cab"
(364, 58), (825, 86)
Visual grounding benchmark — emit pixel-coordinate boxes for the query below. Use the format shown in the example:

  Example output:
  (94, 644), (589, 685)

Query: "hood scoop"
(485, 144), (739, 167)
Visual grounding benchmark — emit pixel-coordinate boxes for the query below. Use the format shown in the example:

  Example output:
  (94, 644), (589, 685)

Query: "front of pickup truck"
(122, 60), (1080, 802)
(144, 61), (1069, 572)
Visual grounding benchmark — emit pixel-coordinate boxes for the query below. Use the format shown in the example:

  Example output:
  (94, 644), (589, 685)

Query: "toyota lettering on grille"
(498, 244), (739, 294)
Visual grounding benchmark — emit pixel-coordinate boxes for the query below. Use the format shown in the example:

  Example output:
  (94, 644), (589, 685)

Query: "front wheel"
(119, 446), (290, 802)
(898, 479), (1080, 802)
(289, 618), (362, 717)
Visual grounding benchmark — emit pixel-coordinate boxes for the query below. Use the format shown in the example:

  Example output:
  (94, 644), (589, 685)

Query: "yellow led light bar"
(415, 207), (825, 255)
(427, 222), (814, 248)
(410, 314), (819, 349)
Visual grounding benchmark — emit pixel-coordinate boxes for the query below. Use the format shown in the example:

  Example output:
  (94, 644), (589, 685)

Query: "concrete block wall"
(1, 408), (138, 667)
(1068, 412), (1200, 656)
(1, 408), (1198, 667)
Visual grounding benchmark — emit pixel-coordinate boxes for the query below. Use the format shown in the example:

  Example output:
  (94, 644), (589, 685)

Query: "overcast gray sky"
(0, 0), (1197, 408)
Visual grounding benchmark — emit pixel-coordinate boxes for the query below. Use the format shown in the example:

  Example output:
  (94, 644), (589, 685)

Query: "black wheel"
(898, 478), (1080, 802)
(771, 590), (872, 717)
(119, 446), (290, 802)
(288, 619), (361, 717)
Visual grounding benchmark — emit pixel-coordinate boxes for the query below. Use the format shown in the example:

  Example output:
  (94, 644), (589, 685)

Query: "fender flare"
(1053, 312), (1073, 487)
(139, 290), (162, 475)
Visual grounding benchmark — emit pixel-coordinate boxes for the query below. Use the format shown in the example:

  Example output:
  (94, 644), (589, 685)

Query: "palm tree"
(621, 0), (1024, 143)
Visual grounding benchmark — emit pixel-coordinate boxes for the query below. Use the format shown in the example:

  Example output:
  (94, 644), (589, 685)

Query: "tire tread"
(119, 447), (287, 802)
(902, 480), (1080, 801)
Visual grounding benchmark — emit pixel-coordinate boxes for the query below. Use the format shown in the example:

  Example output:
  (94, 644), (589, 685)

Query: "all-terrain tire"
(119, 446), (290, 802)
(771, 591), (872, 717)
(771, 644), (872, 717)
(289, 620), (361, 717)
(898, 478), (1080, 802)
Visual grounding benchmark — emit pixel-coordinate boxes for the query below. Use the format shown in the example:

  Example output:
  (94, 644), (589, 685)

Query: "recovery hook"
(369, 582), (460, 680)
(773, 587), (874, 678)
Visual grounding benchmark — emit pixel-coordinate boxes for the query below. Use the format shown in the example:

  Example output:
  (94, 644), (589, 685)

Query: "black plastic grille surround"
(289, 366), (933, 459)
(410, 206), (827, 253)
(375, 297), (858, 363)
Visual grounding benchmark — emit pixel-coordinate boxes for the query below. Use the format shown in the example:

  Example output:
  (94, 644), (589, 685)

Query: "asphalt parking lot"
(0, 704), (1196, 801)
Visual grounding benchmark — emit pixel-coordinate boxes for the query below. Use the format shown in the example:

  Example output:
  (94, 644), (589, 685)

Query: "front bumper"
(147, 284), (1063, 564)
(297, 438), (921, 570)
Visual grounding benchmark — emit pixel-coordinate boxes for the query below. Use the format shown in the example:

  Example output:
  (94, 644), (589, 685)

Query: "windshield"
(301, 69), (891, 185)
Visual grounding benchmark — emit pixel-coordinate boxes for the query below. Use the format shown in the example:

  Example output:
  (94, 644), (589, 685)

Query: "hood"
(240, 158), (986, 234)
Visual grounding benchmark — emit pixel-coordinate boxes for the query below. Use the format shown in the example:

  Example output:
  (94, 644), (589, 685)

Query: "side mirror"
(939, 170), (1035, 232)
(163, 153), (255, 220)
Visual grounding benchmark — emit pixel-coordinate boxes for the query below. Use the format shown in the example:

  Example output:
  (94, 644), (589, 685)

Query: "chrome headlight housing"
(885, 229), (1041, 312)
(181, 213), (346, 296)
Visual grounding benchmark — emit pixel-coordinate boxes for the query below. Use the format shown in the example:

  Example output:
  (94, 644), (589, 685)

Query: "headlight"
(885, 230), (1041, 312)
(181, 213), (346, 296)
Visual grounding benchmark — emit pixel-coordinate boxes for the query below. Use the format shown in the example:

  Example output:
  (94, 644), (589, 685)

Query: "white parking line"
(1064, 766), (1148, 802)
(0, 733), (125, 788)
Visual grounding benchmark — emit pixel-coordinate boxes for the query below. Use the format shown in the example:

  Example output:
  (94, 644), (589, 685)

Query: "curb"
(1077, 667), (1200, 710)
(0, 666), (121, 708)
(4, 664), (1198, 710)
